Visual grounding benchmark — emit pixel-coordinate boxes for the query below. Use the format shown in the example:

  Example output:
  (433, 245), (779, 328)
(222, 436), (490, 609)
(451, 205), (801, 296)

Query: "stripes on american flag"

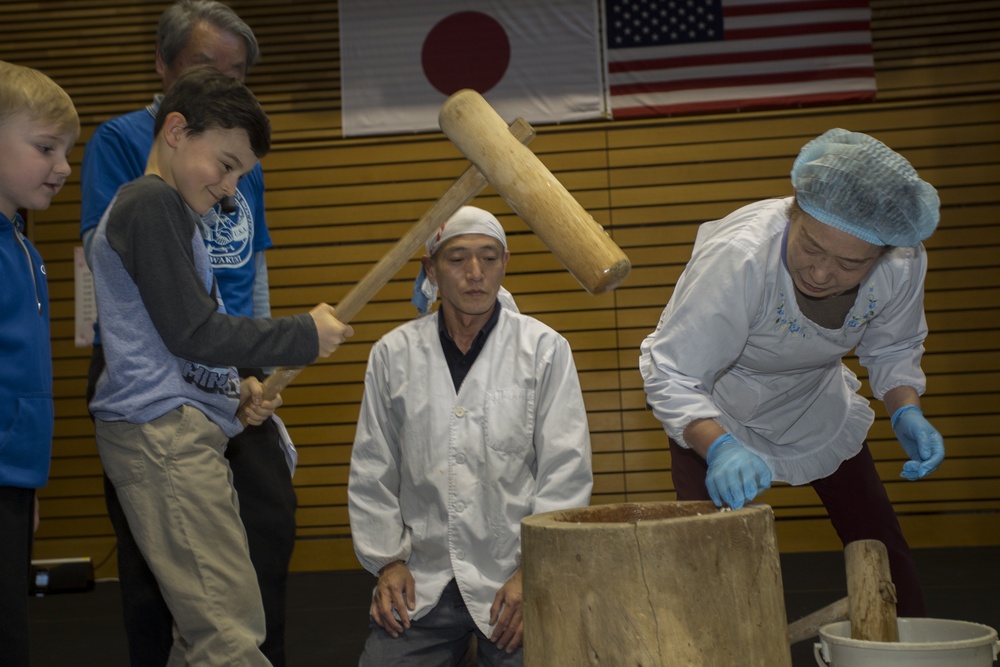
(606, 0), (876, 118)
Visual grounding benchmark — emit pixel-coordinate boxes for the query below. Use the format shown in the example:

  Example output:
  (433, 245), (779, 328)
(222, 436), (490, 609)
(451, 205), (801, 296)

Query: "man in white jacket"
(348, 207), (593, 666)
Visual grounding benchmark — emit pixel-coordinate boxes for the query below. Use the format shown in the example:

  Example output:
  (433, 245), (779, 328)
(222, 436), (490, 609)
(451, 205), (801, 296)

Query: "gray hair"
(157, 0), (260, 70)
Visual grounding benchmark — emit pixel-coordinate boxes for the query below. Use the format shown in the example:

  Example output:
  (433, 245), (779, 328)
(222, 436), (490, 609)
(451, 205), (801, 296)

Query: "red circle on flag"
(422, 11), (510, 96)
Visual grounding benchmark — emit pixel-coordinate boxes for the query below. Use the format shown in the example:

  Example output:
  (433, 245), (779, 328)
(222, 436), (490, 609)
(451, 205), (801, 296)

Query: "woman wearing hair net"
(640, 128), (944, 616)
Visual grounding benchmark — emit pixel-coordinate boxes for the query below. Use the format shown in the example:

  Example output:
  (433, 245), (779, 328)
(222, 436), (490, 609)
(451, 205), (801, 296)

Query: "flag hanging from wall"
(338, 0), (608, 137)
(606, 0), (877, 119)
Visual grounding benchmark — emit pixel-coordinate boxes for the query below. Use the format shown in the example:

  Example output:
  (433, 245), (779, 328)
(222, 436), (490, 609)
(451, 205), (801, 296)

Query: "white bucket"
(814, 618), (999, 666)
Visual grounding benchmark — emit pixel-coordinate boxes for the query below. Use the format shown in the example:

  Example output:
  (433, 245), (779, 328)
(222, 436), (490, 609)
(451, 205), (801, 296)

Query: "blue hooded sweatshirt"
(0, 211), (53, 488)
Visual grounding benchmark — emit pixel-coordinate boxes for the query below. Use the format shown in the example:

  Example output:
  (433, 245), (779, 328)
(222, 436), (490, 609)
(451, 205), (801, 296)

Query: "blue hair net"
(790, 128), (939, 246)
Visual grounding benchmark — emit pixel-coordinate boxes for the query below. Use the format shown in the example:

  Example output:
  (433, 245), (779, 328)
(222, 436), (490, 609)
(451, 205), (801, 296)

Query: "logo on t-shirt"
(201, 192), (254, 269)
(181, 362), (240, 398)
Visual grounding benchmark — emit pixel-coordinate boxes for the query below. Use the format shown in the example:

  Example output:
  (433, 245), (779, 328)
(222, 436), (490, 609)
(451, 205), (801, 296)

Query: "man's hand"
(371, 561), (416, 638)
(309, 303), (354, 357)
(239, 376), (282, 426)
(489, 568), (524, 653)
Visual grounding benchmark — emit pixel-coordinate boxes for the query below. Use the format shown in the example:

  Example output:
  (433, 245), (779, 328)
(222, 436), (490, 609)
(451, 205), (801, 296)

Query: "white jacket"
(349, 307), (593, 635)
(640, 197), (929, 484)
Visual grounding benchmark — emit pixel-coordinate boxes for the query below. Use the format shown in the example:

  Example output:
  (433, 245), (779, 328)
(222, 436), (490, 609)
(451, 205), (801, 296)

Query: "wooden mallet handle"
(237, 118), (536, 425)
(787, 596), (849, 644)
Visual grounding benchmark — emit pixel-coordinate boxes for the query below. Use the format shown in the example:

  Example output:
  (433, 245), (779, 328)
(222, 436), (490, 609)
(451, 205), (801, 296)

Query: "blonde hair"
(0, 60), (79, 138)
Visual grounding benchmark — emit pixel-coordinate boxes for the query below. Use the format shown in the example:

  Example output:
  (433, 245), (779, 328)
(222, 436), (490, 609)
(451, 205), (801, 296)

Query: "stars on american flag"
(606, 0), (725, 47)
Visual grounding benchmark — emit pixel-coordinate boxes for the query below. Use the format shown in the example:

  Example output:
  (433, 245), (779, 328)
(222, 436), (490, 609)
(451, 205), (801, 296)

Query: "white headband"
(411, 207), (518, 315)
(425, 206), (508, 256)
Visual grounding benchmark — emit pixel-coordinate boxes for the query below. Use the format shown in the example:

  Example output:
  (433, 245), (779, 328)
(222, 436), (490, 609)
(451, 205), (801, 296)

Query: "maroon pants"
(670, 439), (926, 617)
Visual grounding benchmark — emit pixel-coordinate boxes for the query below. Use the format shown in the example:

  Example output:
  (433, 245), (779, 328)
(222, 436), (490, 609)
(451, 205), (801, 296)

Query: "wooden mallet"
(787, 539), (899, 644)
(438, 88), (630, 295)
(240, 91), (630, 421)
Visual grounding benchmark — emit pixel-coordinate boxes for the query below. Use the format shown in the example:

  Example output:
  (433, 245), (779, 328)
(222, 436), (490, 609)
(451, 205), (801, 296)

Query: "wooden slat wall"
(1, 0), (997, 576)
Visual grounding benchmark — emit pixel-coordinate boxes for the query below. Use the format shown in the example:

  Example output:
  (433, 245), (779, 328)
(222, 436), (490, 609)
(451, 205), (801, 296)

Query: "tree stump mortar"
(521, 501), (791, 666)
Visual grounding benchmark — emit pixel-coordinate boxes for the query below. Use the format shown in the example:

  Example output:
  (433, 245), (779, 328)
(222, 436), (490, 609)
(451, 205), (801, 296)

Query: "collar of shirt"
(1, 210), (26, 234)
(437, 300), (501, 392)
(147, 94), (163, 119)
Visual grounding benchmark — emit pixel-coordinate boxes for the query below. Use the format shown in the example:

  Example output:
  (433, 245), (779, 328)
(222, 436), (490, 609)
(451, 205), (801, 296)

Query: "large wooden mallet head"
(439, 89), (630, 294)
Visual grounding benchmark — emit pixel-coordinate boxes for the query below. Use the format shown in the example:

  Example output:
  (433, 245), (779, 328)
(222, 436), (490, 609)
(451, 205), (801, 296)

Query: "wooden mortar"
(521, 501), (791, 666)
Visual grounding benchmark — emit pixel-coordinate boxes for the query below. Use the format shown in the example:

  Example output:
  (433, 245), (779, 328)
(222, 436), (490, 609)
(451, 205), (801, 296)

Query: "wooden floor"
(27, 546), (1000, 666)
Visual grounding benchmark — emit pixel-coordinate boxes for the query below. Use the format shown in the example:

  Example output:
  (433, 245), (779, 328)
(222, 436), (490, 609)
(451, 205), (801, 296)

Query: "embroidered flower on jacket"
(846, 282), (878, 328)
(774, 291), (813, 339)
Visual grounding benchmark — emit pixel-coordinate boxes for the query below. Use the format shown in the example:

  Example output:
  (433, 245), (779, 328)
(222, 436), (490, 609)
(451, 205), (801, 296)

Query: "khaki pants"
(96, 406), (271, 666)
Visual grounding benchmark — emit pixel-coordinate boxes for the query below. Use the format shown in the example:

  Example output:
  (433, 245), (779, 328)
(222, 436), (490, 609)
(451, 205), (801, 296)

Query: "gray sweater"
(89, 176), (318, 437)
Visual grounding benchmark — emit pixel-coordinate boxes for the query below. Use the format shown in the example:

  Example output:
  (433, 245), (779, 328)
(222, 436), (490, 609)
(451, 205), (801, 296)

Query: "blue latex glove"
(705, 434), (773, 509)
(891, 405), (945, 480)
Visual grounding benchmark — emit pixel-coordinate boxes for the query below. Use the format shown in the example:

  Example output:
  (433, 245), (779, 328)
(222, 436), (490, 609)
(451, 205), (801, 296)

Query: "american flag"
(606, 0), (876, 118)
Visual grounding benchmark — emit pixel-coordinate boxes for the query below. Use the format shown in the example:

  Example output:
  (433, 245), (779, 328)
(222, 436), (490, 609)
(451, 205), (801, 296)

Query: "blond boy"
(0, 60), (79, 667)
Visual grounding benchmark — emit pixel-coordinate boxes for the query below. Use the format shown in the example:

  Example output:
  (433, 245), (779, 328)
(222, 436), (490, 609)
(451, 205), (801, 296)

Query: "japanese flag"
(339, 0), (608, 137)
